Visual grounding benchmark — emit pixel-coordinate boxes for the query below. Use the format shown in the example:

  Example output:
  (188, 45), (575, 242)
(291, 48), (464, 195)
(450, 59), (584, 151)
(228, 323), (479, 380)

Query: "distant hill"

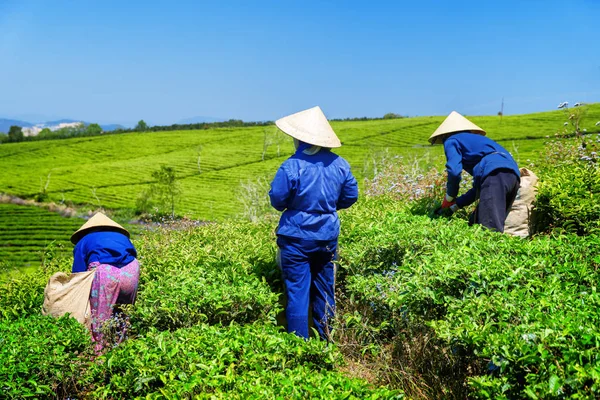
(42, 119), (80, 126)
(0, 119), (33, 133)
(0, 117), (124, 134)
(37, 119), (124, 132)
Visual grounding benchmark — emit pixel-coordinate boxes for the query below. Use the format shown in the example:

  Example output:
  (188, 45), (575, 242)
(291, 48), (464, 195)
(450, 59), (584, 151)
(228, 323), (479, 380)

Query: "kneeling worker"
(429, 111), (520, 233)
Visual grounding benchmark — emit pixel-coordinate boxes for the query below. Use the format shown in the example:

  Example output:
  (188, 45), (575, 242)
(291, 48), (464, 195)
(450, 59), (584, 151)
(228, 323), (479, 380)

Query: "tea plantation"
(0, 204), (84, 269)
(1, 131), (600, 398)
(3, 105), (599, 267)
(1, 105), (598, 222)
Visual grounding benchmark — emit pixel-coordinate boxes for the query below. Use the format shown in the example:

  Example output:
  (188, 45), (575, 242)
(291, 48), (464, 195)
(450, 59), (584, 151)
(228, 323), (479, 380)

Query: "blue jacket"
(444, 132), (520, 208)
(269, 143), (358, 241)
(72, 231), (137, 273)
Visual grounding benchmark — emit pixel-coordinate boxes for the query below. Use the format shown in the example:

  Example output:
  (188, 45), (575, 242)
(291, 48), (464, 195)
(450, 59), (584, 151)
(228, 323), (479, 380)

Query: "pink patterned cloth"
(87, 259), (140, 352)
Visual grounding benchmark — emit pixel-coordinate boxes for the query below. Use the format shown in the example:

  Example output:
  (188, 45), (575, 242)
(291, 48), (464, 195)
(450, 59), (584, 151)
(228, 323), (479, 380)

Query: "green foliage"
(0, 315), (92, 398)
(37, 127), (53, 137)
(533, 137), (600, 235)
(130, 219), (281, 333)
(137, 165), (182, 218)
(117, 118), (272, 134)
(0, 210), (401, 398)
(7, 125), (24, 143)
(0, 248), (69, 320)
(136, 165), (182, 218)
(151, 165), (181, 217)
(383, 113), (404, 119)
(336, 198), (600, 398)
(83, 323), (401, 399)
(135, 119), (149, 132)
(86, 123), (103, 135)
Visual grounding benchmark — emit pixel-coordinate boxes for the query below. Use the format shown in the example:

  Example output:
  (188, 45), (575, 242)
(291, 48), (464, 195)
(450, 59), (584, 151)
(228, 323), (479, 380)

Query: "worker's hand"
(441, 194), (455, 209)
(434, 203), (460, 218)
(441, 199), (455, 209)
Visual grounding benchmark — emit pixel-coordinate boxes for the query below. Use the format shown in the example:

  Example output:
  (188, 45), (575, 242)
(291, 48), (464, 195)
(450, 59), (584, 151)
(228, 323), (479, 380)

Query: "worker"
(269, 106), (358, 340)
(429, 111), (520, 232)
(71, 212), (140, 352)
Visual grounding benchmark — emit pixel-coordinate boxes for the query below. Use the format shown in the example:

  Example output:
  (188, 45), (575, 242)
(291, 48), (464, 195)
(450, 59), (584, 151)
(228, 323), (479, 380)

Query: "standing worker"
(269, 106), (358, 340)
(71, 212), (140, 352)
(430, 111), (520, 232)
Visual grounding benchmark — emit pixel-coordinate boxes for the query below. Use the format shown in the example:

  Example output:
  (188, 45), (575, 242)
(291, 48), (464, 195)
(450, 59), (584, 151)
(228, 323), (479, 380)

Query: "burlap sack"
(42, 270), (95, 328)
(504, 168), (538, 237)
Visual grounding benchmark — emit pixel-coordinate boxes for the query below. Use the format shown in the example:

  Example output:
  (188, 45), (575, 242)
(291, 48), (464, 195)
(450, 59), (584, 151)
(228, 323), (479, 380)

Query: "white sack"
(504, 168), (538, 237)
(42, 270), (95, 328)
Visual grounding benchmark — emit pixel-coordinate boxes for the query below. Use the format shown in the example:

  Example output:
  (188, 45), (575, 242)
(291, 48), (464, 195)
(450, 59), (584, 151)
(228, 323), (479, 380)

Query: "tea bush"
(130, 220), (281, 333)
(83, 323), (403, 399)
(0, 249), (68, 321)
(533, 136), (600, 235)
(335, 197), (600, 398)
(0, 315), (92, 398)
(130, 265), (279, 332)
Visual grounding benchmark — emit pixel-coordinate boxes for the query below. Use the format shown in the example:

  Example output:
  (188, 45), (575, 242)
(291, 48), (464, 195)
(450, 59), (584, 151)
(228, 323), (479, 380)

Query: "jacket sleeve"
(337, 168), (359, 210)
(444, 139), (463, 199)
(71, 241), (87, 273)
(456, 187), (477, 208)
(269, 165), (292, 211)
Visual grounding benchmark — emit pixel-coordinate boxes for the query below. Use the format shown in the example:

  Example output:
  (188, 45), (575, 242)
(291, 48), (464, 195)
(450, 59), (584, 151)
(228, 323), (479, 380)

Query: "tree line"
(0, 113), (406, 144)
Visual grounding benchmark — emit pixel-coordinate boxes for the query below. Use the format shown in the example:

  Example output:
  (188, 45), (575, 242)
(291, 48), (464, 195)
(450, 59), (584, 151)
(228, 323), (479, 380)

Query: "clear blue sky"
(0, 0), (598, 126)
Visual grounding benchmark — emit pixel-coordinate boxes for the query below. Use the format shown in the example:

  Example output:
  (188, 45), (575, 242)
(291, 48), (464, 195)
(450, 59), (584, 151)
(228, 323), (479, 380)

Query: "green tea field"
(2, 129), (600, 397)
(1, 105), (599, 268)
(0, 204), (84, 269)
(2, 106), (598, 221)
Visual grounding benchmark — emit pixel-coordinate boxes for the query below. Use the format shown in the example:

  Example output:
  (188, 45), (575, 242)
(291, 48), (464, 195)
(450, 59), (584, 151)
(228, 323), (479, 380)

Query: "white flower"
(583, 129), (587, 132)
(574, 102), (581, 107)
(596, 121), (600, 126)
(564, 122), (569, 126)
(558, 102), (568, 109)
(522, 333), (537, 344)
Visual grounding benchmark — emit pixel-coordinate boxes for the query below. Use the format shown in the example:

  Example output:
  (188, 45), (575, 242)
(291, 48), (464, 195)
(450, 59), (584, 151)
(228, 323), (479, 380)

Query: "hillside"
(1, 105), (599, 222)
(0, 118), (33, 133)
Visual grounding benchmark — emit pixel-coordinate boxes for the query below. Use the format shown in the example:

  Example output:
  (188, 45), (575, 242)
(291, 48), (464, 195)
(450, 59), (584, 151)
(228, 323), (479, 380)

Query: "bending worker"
(71, 212), (140, 352)
(269, 106), (358, 340)
(430, 111), (520, 232)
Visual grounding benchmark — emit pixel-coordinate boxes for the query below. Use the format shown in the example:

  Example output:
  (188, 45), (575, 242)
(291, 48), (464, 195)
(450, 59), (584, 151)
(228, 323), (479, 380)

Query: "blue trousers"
(277, 236), (337, 340)
(470, 170), (520, 233)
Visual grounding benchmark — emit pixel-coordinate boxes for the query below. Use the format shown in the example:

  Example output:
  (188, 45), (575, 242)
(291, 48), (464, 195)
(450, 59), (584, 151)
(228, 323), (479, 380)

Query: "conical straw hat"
(71, 212), (130, 244)
(428, 111), (486, 145)
(275, 106), (342, 148)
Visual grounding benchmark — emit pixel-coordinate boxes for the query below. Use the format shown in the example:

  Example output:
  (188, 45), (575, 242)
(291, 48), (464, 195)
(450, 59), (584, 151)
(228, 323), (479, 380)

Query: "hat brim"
(428, 129), (486, 145)
(275, 106), (342, 148)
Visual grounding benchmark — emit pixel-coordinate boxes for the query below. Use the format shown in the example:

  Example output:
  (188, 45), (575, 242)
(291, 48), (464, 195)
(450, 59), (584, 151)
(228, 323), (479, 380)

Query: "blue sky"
(0, 0), (598, 126)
